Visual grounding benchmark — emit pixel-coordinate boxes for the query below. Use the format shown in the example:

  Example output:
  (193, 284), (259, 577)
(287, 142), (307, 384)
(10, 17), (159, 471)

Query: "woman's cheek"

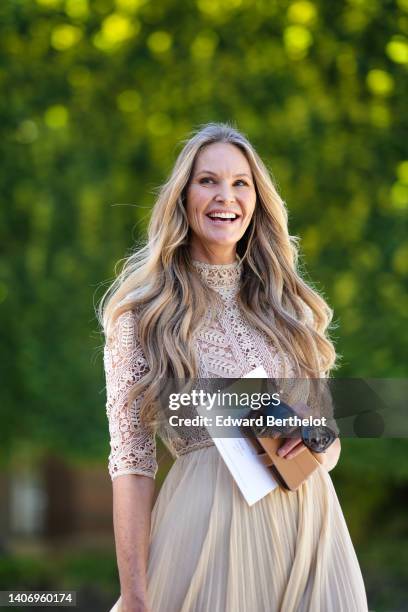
(192, 208), (203, 234)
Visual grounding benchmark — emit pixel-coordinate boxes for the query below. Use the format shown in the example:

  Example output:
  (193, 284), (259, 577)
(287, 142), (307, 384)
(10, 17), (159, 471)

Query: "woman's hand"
(277, 435), (341, 471)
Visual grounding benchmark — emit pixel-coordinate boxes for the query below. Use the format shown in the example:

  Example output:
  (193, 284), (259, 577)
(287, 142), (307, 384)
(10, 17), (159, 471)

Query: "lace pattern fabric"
(104, 310), (158, 480)
(103, 258), (326, 480)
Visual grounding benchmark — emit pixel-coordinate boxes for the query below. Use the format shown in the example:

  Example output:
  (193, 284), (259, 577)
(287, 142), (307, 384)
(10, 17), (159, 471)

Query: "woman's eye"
(199, 177), (248, 186)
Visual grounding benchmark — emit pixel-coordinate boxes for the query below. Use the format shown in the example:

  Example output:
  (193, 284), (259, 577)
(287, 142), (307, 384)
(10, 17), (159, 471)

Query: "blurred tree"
(0, 0), (407, 466)
(1, 1), (408, 608)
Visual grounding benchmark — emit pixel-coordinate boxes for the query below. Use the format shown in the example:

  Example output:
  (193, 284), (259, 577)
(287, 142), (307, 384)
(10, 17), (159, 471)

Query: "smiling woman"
(185, 142), (256, 263)
(99, 122), (368, 612)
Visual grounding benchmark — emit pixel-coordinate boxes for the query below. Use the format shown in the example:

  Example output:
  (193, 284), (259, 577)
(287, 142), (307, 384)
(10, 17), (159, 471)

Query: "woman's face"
(185, 142), (257, 263)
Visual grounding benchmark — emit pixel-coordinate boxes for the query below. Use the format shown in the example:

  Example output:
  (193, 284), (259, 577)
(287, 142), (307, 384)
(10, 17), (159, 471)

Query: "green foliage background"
(1, 0), (407, 608)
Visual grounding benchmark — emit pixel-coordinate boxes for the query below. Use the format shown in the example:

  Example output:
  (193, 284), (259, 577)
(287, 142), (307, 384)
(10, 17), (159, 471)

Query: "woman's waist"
(177, 437), (216, 456)
(160, 427), (216, 457)
(158, 424), (214, 458)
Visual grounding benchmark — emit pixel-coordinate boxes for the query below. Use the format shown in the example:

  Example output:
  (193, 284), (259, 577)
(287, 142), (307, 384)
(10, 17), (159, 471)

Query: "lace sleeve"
(103, 309), (158, 481)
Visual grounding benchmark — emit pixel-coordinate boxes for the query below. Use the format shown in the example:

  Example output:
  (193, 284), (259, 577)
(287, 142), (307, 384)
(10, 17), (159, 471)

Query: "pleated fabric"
(109, 445), (368, 612)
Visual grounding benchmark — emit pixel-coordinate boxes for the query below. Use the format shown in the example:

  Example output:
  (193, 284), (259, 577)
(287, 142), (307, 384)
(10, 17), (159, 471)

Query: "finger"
(277, 436), (302, 457)
(286, 442), (306, 459)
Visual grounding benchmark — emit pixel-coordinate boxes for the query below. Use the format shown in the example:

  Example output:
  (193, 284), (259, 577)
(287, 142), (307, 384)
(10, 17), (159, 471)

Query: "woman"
(99, 123), (368, 612)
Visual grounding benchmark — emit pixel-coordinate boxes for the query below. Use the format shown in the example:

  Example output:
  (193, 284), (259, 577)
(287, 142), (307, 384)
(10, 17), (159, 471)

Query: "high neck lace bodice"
(192, 258), (242, 295)
(104, 255), (324, 480)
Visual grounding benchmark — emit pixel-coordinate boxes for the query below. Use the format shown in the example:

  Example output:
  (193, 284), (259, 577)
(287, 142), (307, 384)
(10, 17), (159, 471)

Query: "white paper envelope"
(197, 366), (278, 506)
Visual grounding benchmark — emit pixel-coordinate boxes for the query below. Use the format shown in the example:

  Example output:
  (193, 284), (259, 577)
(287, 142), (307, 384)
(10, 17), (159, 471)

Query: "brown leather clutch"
(247, 434), (320, 492)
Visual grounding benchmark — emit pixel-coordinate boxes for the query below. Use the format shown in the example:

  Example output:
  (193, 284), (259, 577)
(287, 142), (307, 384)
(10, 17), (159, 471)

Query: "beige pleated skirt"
(109, 444), (368, 612)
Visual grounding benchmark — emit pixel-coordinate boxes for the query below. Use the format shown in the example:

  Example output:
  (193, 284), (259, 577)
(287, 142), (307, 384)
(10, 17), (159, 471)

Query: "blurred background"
(1, 0), (407, 610)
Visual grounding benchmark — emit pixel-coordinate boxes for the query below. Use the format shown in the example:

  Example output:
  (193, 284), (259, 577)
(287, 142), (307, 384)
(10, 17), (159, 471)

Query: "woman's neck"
(188, 246), (237, 265)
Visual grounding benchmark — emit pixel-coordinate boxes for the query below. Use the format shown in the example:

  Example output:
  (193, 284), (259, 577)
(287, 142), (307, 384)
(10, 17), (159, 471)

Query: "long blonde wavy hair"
(97, 122), (338, 429)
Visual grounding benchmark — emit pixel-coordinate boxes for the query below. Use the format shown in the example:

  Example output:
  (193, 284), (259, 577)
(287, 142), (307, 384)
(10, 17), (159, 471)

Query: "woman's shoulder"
(106, 298), (140, 352)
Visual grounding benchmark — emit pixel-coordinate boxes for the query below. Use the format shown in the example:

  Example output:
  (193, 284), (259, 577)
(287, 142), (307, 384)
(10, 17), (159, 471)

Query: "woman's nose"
(214, 182), (235, 203)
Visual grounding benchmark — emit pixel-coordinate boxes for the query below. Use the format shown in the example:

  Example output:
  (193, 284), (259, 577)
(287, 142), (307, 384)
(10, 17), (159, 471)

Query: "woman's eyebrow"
(196, 170), (252, 179)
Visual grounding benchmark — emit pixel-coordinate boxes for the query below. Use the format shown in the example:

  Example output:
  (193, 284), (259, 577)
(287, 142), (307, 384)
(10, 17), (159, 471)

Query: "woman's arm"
(103, 309), (158, 612)
(113, 474), (155, 612)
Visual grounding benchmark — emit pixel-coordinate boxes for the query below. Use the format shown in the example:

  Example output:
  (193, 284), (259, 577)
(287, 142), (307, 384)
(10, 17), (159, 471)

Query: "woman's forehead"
(193, 142), (252, 175)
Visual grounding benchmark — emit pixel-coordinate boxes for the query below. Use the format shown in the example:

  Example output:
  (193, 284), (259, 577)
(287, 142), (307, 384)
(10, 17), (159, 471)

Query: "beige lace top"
(103, 258), (307, 481)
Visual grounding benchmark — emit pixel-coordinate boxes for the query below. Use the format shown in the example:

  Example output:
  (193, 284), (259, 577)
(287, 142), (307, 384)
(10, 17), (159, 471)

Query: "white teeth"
(208, 213), (237, 219)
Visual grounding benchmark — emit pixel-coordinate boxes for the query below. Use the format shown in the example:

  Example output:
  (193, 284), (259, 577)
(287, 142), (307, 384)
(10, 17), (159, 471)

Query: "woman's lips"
(205, 215), (240, 225)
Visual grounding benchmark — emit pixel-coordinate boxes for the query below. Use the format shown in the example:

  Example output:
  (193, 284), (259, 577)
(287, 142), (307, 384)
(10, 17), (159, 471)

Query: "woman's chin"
(203, 230), (243, 246)
(206, 238), (240, 249)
